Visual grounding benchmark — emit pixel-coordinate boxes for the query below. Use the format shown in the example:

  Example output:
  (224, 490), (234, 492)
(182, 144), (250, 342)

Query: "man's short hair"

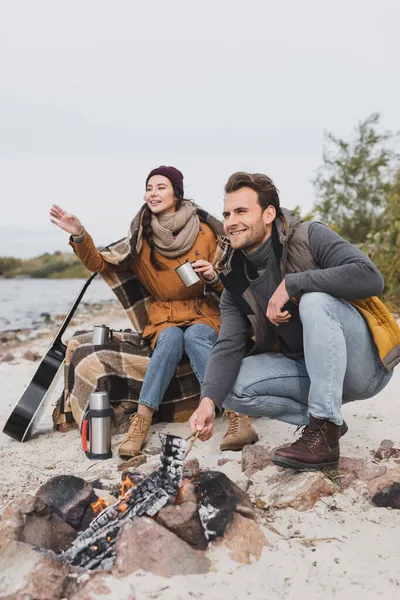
(225, 172), (280, 214)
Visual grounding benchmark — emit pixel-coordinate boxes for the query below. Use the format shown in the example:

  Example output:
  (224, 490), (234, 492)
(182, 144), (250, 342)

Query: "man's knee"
(299, 292), (335, 322)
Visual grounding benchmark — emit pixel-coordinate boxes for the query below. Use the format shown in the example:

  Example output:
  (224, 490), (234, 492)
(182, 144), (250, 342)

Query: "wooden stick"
(185, 431), (199, 457)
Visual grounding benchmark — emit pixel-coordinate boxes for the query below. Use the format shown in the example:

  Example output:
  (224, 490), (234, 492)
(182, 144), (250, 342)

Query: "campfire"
(61, 434), (187, 570)
(0, 431), (264, 597)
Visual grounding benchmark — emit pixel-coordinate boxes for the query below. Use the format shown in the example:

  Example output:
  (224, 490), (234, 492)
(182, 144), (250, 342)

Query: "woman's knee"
(184, 324), (217, 349)
(156, 327), (184, 353)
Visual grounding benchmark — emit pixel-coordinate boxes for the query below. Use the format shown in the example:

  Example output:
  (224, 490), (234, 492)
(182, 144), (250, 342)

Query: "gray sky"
(0, 0), (399, 257)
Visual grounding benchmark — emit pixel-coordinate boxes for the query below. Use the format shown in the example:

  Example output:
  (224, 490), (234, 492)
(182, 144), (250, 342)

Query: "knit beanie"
(146, 166), (184, 198)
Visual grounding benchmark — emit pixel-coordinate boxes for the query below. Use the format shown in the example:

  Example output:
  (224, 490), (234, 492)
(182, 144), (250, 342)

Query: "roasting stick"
(184, 430), (199, 457)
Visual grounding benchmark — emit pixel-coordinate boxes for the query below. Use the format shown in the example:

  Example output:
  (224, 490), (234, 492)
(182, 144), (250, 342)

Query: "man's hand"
(189, 397), (216, 441)
(191, 260), (217, 282)
(267, 279), (291, 326)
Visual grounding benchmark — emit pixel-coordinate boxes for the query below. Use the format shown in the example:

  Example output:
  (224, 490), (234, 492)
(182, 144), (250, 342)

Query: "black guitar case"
(3, 273), (98, 442)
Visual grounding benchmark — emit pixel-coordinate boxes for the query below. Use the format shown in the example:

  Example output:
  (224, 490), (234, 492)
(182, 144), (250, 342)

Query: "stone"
(157, 501), (208, 550)
(241, 444), (273, 476)
(368, 467), (400, 506)
(36, 475), (94, 529)
(0, 540), (69, 600)
(183, 458), (200, 478)
(262, 471), (336, 511)
(0, 353), (15, 363)
(217, 458), (232, 467)
(0, 493), (76, 553)
(22, 350), (41, 361)
(217, 513), (268, 564)
(69, 573), (136, 600)
(174, 478), (198, 505)
(117, 455), (147, 471)
(339, 456), (387, 481)
(114, 518), (211, 577)
(374, 439), (400, 461)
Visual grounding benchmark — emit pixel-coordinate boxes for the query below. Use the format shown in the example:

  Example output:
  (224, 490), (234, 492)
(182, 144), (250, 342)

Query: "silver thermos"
(81, 391), (112, 459)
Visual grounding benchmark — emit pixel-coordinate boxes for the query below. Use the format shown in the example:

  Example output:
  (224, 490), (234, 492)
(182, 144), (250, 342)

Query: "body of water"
(0, 278), (117, 331)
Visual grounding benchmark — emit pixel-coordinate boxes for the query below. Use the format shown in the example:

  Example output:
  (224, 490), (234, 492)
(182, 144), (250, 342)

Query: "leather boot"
(118, 413), (152, 458)
(272, 415), (341, 470)
(220, 410), (259, 451)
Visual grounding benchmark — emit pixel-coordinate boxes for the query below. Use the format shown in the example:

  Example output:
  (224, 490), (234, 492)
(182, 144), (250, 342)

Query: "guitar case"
(3, 273), (98, 442)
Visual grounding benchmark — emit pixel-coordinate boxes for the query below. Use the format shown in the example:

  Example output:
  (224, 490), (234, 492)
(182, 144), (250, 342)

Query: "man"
(189, 172), (400, 470)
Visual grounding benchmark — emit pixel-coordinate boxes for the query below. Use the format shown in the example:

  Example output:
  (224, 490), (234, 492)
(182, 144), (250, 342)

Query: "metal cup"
(92, 325), (112, 345)
(175, 261), (201, 287)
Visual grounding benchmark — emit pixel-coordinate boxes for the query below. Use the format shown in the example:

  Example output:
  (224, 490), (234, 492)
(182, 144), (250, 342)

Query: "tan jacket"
(71, 223), (223, 347)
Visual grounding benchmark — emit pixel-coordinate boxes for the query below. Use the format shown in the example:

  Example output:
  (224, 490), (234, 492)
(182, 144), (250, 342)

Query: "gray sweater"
(201, 222), (384, 409)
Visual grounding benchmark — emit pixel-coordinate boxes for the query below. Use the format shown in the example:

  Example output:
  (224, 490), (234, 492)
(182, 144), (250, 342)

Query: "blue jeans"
(225, 292), (393, 426)
(139, 324), (218, 411)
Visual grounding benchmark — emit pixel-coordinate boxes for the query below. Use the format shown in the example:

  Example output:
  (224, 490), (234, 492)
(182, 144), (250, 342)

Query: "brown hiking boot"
(220, 410), (259, 451)
(118, 413), (152, 458)
(340, 421), (348, 437)
(272, 415), (341, 470)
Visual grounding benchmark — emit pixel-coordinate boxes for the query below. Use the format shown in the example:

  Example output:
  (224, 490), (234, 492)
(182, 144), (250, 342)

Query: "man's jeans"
(139, 324), (217, 411)
(225, 292), (393, 426)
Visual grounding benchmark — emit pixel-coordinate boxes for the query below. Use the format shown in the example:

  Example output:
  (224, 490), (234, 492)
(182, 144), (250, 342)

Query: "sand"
(1, 308), (400, 600)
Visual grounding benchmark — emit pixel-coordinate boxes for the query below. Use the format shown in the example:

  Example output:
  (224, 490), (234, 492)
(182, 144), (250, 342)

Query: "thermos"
(81, 391), (112, 459)
(92, 324), (113, 345)
(175, 261), (201, 287)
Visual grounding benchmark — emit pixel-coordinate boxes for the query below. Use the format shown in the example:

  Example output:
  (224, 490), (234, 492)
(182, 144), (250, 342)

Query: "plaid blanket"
(53, 206), (230, 429)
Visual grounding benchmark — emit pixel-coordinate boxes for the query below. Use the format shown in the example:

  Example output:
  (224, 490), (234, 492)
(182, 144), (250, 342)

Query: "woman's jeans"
(224, 293), (393, 426)
(139, 324), (217, 411)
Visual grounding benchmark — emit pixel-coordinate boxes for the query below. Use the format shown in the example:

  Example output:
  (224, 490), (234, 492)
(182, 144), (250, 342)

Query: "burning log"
(62, 434), (186, 570)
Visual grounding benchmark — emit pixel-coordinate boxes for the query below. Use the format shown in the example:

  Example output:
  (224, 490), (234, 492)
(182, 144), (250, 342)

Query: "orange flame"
(119, 502), (128, 513)
(91, 496), (110, 515)
(119, 474), (136, 498)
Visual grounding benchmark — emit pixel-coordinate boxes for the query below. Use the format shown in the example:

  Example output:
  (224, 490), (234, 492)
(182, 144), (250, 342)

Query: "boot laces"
(295, 421), (328, 450)
(224, 410), (240, 436)
(126, 414), (148, 443)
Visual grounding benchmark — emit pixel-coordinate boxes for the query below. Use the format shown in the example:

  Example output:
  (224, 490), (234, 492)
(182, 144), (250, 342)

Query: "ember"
(91, 497), (110, 515)
(62, 434), (187, 570)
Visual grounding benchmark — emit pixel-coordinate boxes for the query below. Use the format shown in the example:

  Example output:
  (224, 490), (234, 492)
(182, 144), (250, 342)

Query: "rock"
(368, 467), (400, 506)
(374, 439), (400, 461)
(262, 471), (336, 511)
(241, 444), (273, 476)
(0, 540), (69, 600)
(0, 493), (76, 553)
(69, 572), (136, 600)
(339, 456), (387, 481)
(174, 478), (198, 505)
(36, 475), (94, 529)
(217, 458), (232, 467)
(114, 518), (210, 577)
(22, 350), (41, 361)
(372, 483), (400, 509)
(183, 458), (200, 478)
(157, 501), (208, 550)
(0, 353), (15, 363)
(217, 512), (268, 564)
(117, 455), (147, 471)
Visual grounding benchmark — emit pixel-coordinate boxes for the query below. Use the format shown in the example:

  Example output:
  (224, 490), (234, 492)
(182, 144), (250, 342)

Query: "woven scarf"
(150, 200), (200, 258)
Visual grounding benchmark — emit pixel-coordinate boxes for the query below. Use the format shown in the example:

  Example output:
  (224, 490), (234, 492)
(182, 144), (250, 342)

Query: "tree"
(312, 113), (399, 244)
(360, 168), (400, 310)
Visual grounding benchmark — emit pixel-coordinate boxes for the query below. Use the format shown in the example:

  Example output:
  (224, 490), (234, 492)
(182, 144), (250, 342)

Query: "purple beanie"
(146, 166), (184, 198)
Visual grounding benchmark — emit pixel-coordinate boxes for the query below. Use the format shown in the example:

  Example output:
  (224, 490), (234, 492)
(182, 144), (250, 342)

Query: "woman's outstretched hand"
(49, 204), (84, 236)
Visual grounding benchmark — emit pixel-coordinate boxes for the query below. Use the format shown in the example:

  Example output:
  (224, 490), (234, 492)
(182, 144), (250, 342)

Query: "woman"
(50, 166), (258, 456)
